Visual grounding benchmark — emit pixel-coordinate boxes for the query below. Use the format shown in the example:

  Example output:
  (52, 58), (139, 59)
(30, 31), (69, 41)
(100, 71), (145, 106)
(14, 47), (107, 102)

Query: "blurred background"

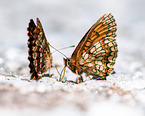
(0, 0), (145, 77)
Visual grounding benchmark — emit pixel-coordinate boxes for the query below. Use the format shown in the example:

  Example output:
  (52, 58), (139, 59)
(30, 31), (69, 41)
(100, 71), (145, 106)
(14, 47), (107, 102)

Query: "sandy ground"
(0, 0), (145, 115)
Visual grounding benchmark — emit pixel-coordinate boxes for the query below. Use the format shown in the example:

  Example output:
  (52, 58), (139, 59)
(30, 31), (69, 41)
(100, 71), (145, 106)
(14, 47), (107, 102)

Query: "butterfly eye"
(68, 60), (72, 66)
(64, 58), (72, 66)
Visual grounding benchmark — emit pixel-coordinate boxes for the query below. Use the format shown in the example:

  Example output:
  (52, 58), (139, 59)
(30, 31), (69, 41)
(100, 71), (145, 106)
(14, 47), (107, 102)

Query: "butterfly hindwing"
(27, 18), (52, 80)
(80, 37), (118, 79)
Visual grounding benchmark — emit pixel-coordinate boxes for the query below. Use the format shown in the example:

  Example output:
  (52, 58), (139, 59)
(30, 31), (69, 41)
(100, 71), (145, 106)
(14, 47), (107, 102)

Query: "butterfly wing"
(27, 18), (52, 80)
(79, 37), (118, 79)
(71, 13), (117, 62)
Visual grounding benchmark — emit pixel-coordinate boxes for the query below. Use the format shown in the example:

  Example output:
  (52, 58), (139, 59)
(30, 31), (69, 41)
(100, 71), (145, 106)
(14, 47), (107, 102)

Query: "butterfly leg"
(54, 65), (61, 77)
(49, 67), (51, 77)
(76, 70), (80, 84)
(79, 76), (84, 82)
(59, 66), (66, 81)
(88, 75), (93, 80)
(86, 71), (93, 80)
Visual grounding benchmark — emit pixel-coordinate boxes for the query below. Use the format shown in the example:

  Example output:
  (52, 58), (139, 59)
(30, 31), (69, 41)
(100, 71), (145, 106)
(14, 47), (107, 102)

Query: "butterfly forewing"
(27, 18), (52, 80)
(71, 13), (117, 61)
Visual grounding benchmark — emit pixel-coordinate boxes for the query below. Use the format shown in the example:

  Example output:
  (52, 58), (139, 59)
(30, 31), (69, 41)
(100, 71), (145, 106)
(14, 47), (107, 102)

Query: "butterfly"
(27, 18), (53, 80)
(60, 13), (118, 83)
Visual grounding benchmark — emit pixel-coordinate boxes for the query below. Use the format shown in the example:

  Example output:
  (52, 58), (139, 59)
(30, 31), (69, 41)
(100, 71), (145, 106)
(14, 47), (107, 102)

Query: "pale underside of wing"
(79, 37), (118, 78)
(71, 13), (117, 61)
(28, 18), (52, 79)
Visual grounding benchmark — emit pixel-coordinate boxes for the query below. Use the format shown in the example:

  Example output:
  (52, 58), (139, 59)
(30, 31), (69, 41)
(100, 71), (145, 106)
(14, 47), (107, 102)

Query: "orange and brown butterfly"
(60, 13), (118, 83)
(27, 18), (52, 80)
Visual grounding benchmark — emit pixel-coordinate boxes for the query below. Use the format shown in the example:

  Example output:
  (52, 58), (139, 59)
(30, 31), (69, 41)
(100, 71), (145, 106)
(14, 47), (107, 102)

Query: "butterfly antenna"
(48, 43), (68, 58)
(51, 45), (75, 54)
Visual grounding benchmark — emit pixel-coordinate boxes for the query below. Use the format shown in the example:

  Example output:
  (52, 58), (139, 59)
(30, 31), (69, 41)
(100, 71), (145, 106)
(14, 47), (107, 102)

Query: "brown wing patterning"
(80, 37), (118, 79)
(27, 18), (52, 80)
(64, 13), (118, 81)
(71, 13), (117, 61)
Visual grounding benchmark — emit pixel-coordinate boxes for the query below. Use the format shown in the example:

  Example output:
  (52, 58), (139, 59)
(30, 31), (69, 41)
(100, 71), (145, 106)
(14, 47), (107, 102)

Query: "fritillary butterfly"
(27, 18), (52, 80)
(61, 13), (118, 83)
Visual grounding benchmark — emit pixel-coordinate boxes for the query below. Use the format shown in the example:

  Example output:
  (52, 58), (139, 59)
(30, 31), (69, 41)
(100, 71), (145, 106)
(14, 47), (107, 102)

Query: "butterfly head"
(64, 58), (75, 74)
(64, 58), (77, 72)
(63, 58), (73, 67)
(63, 58), (83, 75)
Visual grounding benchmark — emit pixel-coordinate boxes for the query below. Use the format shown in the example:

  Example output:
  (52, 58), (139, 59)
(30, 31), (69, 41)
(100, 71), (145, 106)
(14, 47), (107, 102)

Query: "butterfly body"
(62, 13), (118, 83)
